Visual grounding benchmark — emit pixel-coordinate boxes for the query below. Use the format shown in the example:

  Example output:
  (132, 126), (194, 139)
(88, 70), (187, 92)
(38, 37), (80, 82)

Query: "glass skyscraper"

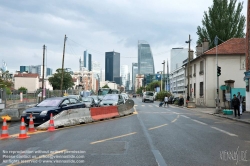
(84, 50), (92, 71)
(138, 40), (155, 75)
(105, 51), (120, 82)
(132, 63), (138, 91)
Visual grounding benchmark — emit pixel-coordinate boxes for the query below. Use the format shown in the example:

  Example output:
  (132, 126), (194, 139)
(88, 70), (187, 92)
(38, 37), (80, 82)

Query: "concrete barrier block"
(187, 101), (196, 108)
(36, 108), (93, 130)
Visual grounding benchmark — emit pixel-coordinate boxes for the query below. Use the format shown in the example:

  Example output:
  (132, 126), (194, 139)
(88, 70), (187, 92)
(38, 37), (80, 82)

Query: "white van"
(142, 91), (154, 103)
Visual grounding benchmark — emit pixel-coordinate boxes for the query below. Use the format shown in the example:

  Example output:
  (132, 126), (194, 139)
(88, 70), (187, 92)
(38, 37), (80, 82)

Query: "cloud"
(0, 0), (247, 75)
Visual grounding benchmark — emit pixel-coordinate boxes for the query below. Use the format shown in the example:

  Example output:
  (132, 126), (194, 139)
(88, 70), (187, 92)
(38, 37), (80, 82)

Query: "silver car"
(99, 94), (124, 106)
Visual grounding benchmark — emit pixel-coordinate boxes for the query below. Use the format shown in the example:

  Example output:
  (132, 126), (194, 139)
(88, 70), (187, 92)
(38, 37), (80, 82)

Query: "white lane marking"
(211, 127), (238, 137)
(192, 119), (207, 125)
(134, 105), (138, 106)
(141, 105), (145, 107)
(180, 115), (190, 119)
(149, 124), (168, 130)
(149, 105), (153, 107)
(171, 115), (180, 123)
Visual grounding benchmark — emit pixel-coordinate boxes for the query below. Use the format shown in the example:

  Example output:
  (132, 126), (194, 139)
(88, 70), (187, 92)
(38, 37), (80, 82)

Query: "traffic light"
(217, 66), (221, 76)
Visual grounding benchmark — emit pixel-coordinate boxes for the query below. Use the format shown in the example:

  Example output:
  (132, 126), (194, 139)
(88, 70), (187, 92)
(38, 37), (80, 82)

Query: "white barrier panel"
(36, 108), (93, 130)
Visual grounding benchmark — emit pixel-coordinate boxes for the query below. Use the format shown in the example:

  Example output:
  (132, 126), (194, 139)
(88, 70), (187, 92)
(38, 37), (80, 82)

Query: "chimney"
(189, 50), (194, 60)
(196, 44), (202, 56)
(203, 38), (209, 53)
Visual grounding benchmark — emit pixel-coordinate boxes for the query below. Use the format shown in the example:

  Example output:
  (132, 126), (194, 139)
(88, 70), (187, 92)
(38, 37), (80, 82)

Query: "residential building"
(132, 63), (138, 91)
(138, 40), (155, 75)
(14, 73), (40, 93)
(72, 69), (93, 91)
(183, 38), (245, 107)
(105, 51), (120, 82)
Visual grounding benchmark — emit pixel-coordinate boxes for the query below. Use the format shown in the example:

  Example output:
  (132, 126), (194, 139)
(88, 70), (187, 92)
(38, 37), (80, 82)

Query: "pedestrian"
(237, 92), (243, 115)
(164, 95), (169, 107)
(179, 95), (184, 106)
(232, 94), (240, 118)
(186, 94), (190, 106)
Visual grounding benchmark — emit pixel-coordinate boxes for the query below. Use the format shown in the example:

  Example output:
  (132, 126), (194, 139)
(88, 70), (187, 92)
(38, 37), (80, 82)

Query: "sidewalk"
(172, 104), (250, 124)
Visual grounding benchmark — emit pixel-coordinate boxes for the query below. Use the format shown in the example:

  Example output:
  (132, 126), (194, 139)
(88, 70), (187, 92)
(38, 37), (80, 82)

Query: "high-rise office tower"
(132, 63), (138, 91)
(105, 51), (120, 83)
(138, 40), (155, 74)
(84, 50), (92, 71)
(170, 48), (188, 72)
(121, 65), (129, 86)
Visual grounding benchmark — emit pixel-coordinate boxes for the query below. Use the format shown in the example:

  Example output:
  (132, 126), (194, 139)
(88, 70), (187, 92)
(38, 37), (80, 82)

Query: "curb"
(212, 113), (250, 125)
(169, 104), (250, 125)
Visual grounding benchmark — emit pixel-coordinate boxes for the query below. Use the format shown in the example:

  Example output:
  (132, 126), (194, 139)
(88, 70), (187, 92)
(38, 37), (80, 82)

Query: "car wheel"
(152, 101), (154, 103)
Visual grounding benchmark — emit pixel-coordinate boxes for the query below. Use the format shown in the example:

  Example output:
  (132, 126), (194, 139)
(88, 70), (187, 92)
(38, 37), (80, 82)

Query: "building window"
(194, 83), (196, 97)
(200, 61), (204, 72)
(193, 64), (196, 77)
(190, 84), (192, 96)
(200, 82), (204, 97)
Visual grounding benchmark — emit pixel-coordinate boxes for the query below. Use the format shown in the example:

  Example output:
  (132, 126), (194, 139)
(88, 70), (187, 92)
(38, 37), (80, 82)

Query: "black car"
(21, 97), (86, 125)
(132, 94), (137, 98)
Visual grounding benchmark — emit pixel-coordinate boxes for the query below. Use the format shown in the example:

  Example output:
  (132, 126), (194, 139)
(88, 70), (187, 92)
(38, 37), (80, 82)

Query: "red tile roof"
(14, 73), (39, 78)
(204, 38), (245, 55)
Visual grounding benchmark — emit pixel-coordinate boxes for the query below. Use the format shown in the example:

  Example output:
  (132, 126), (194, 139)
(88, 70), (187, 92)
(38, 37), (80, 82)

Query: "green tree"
(136, 87), (144, 94)
(145, 81), (161, 91)
(18, 87), (27, 94)
(196, 0), (245, 48)
(102, 84), (110, 88)
(48, 69), (74, 90)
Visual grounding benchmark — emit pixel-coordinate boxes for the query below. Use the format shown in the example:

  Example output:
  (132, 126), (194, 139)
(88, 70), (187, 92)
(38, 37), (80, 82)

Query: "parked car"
(21, 97), (85, 125)
(97, 95), (104, 101)
(82, 97), (96, 108)
(99, 94), (124, 106)
(142, 91), (154, 103)
(132, 94), (137, 98)
(172, 97), (179, 104)
(64, 95), (82, 101)
(88, 95), (100, 107)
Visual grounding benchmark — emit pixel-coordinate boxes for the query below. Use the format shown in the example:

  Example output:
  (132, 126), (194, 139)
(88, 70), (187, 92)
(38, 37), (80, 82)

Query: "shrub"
(156, 91), (172, 101)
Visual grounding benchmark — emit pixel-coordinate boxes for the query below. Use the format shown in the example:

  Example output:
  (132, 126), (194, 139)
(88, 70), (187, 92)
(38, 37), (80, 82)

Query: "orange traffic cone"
(0, 118), (10, 139)
(17, 117), (30, 139)
(28, 114), (36, 133)
(47, 113), (55, 132)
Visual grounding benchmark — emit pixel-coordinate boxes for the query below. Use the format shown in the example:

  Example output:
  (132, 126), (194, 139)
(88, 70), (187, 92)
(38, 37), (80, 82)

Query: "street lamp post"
(162, 60), (165, 91)
(185, 34), (191, 105)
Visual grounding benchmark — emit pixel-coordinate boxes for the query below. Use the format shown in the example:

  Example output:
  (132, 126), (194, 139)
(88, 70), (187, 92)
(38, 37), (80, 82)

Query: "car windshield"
(103, 95), (118, 101)
(146, 92), (154, 96)
(82, 97), (91, 102)
(37, 99), (61, 107)
(90, 96), (98, 100)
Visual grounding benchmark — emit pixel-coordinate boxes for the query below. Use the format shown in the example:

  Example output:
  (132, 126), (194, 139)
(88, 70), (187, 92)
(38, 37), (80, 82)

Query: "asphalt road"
(0, 98), (250, 166)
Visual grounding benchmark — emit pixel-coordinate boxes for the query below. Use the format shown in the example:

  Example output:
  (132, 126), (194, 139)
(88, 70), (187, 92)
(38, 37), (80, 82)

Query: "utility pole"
(215, 35), (219, 113)
(60, 35), (67, 96)
(186, 35), (191, 104)
(167, 60), (169, 91)
(42, 45), (45, 101)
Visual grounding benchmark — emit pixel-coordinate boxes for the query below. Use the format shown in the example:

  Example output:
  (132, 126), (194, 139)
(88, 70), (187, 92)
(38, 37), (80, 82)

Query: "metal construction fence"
(0, 89), (82, 109)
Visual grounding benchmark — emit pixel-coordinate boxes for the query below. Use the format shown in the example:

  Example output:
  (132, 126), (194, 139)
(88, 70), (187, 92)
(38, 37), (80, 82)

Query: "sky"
(0, 0), (248, 76)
